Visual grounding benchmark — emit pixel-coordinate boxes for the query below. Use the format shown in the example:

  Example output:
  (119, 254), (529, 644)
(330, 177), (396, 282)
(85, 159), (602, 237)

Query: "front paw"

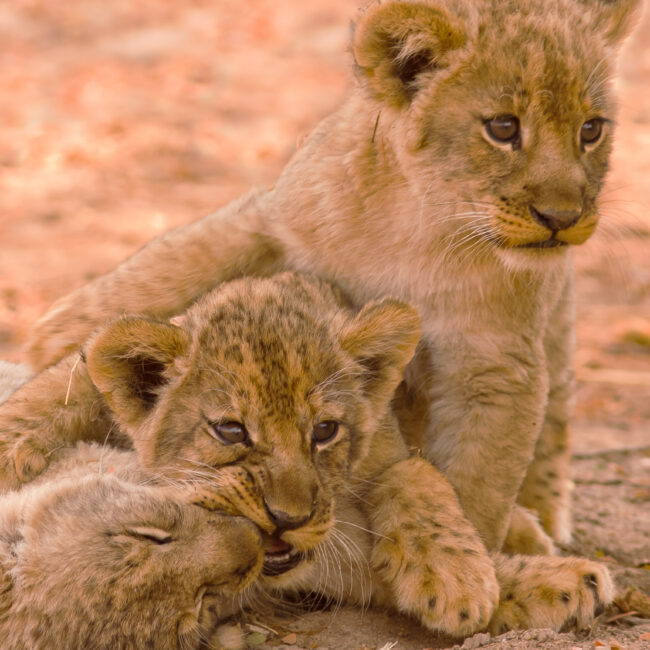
(490, 554), (614, 634)
(0, 438), (50, 492)
(372, 528), (499, 637)
(502, 505), (556, 556)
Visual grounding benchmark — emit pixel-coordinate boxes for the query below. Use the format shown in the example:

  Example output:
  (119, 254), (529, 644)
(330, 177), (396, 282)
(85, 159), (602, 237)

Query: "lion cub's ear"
(340, 299), (421, 410)
(353, 1), (466, 107)
(589, 0), (643, 45)
(85, 317), (190, 429)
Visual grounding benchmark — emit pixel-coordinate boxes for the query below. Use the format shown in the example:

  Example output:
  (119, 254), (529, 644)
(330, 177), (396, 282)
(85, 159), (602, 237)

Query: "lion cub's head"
(84, 273), (420, 587)
(353, 0), (641, 269)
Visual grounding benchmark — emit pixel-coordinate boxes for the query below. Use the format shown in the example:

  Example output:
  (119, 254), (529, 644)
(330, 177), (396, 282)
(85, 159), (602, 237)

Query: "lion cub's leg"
(0, 354), (113, 491)
(503, 504), (556, 556)
(517, 418), (572, 544)
(364, 456), (499, 637)
(518, 281), (575, 545)
(489, 553), (614, 635)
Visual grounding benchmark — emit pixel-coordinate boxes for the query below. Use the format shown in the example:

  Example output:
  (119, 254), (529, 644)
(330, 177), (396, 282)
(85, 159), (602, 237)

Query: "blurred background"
(0, 1), (648, 452)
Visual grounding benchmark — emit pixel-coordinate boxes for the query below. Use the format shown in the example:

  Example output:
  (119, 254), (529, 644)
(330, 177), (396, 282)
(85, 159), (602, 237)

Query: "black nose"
(529, 205), (581, 231)
(263, 501), (312, 532)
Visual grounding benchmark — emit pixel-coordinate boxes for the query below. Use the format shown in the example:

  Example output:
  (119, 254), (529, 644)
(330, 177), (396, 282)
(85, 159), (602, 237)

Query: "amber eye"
(485, 115), (520, 144)
(209, 421), (248, 445)
(580, 118), (604, 146)
(312, 420), (339, 445)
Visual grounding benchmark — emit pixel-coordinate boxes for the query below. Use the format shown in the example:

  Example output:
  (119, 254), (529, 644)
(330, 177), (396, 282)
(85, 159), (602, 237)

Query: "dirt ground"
(0, 1), (648, 649)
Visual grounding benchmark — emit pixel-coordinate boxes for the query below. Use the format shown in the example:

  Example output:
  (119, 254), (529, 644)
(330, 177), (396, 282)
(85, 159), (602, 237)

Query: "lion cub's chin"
(494, 242), (572, 274)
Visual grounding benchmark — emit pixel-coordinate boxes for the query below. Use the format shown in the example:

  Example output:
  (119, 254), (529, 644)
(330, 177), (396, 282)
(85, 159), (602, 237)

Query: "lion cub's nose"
(263, 501), (313, 532)
(529, 205), (582, 231)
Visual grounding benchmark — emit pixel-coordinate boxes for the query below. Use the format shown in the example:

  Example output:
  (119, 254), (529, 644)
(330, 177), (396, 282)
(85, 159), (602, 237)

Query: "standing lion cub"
(24, 0), (641, 552)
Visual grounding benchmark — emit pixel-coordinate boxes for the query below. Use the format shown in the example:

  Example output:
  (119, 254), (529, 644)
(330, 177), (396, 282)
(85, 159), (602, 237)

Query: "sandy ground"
(0, 1), (648, 648)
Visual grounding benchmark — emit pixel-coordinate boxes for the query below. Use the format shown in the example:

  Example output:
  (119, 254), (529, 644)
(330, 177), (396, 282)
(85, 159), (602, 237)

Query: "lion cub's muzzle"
(529, 204), (581, 232)
(260, 502), (314, 576)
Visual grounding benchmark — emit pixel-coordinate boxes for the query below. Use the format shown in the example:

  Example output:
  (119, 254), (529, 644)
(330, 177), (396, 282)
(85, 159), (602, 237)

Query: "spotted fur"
(1, 275), (613, 638)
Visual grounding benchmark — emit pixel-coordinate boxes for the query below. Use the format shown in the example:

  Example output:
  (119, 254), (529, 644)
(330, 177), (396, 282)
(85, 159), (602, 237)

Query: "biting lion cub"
(0, 274), (612, 640)
(25, 0), (641, 552)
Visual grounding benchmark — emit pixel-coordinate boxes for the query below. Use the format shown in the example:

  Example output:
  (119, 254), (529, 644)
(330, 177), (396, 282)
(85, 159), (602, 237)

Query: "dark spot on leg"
(460, 609), (470, 621)
(561, 592), (570, 603)
(505, 592), (514, 601)
(429, 596), (437, 610)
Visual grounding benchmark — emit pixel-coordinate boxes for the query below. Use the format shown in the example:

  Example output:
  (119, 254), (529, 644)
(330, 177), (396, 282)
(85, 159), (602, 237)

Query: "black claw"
(583, 573), (599, 594)
(561, 592), (571, 603)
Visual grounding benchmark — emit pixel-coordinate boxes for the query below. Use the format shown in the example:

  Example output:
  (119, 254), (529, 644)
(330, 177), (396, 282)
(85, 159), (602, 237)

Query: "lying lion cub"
(0, 362), (261, 649)
(24, 0), (642, 553)
(0, 274), (612, 638)
(0, 444), (262, 650)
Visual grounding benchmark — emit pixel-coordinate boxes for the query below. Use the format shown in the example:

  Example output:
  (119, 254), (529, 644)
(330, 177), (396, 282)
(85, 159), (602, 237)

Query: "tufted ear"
(352, 0), (466, 108)
(85, 317), (190, 429)
(340, 299), (421, 410)
(589, 0), (643, 45)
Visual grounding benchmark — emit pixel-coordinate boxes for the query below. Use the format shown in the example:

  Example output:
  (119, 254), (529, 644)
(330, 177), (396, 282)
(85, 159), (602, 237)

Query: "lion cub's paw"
(0, 438), (51, 492)
(0, 439), (48, 492)
(13, 438), (51, 483)
(490, 554), (614, 634)
(372, 528), (499, 637)
(502, 505), (556, 556)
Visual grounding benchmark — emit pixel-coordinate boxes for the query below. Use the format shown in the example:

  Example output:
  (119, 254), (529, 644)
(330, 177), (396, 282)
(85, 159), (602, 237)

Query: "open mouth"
(262, 532), (304, 576)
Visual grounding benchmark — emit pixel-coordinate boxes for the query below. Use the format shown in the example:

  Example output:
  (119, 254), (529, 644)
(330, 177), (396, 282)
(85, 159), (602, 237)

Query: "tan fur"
(0, 443), (262, 650)
(23, 0), (641, 553)
(2, 276), (613, 637)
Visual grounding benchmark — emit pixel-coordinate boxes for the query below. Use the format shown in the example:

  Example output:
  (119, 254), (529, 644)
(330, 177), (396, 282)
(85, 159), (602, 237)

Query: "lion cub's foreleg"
(363, 455), (499, 637)
(0, 354), (113, 491)
(518, 279), (575, 545)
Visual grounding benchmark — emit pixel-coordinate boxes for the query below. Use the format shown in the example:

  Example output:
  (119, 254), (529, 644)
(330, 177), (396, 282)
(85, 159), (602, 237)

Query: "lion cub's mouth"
(261, 532), (304, 576)
(516, 238), (568, 249)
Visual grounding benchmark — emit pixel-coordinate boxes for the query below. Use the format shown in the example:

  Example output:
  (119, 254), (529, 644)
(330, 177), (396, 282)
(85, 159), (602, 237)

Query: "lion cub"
(0, 364), (261, 650)
(0, 446), (262, 650)
(24, 0), (642, 553)
(0, 274), (612, 637)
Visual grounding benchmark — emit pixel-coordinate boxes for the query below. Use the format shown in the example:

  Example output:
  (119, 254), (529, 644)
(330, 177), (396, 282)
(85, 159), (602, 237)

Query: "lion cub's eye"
(312, 420), (339, 445)
(209, 421), (249, 445)
(485, 115), (520, 144)
(580, 118), (604, 146)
